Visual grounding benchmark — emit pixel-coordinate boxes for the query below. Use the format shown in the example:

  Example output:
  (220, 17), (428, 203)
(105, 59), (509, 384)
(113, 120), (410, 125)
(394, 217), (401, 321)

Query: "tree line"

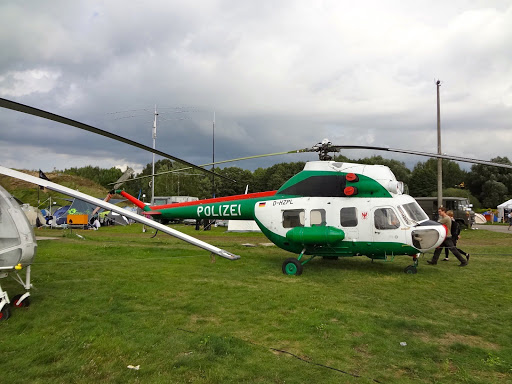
(62, 155), (512, 209)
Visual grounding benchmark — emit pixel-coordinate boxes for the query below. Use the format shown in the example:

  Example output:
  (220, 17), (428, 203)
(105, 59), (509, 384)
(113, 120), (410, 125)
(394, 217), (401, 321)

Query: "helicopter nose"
(411, 225), (446, 252)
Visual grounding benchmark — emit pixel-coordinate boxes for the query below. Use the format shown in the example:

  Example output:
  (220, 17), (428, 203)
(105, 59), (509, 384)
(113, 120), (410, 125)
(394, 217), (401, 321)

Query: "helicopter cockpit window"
(283, 209), (305, 228)
(374, 208), (400, 230)
(340, 207), (358, 227)
(310, 209), (326, 226)
(397, 206), (412, 225)
(401, 202), (428, 222)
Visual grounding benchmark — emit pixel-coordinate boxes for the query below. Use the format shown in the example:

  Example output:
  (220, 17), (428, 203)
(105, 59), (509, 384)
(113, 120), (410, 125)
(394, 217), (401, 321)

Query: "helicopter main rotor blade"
(0, 98), (235, 183)
(111, 138), (512, 187)
(330, 145), (512, 169)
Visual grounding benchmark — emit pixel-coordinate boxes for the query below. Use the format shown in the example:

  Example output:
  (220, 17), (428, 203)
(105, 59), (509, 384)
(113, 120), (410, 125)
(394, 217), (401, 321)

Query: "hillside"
(0, 170), (110, 208)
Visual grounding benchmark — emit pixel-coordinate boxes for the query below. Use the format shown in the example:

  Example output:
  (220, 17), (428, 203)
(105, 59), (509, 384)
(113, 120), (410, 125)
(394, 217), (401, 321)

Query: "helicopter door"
(372, 207), (404, 245)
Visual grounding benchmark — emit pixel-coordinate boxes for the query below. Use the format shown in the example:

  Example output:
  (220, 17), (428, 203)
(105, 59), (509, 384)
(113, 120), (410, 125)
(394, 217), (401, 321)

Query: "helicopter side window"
(310, 209), (326, 226)
(340, 207), (358, 227)
(283, 209), (305, 228)
(374, 208), (400, 230)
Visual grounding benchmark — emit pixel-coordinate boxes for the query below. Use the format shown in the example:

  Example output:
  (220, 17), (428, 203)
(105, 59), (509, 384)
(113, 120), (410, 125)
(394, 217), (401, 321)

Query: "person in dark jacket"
(427, 207), (468, 266)
(443, 210), (470, 261)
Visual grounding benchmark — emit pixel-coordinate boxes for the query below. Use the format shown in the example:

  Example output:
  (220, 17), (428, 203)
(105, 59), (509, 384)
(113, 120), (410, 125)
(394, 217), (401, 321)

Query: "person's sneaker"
(427, 260), (437, 265)
(459, 262), (468, 267)
(466, 254), (470, 262)
(443, 257), (449, 261)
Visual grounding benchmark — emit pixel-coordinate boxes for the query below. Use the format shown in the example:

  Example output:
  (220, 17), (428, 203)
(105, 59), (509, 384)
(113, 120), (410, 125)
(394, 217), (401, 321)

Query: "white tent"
(20, 203), (45, 227)
(474, 213), (487, 224)
(227, 220), (261, 232)
(497, 198), (512, 221)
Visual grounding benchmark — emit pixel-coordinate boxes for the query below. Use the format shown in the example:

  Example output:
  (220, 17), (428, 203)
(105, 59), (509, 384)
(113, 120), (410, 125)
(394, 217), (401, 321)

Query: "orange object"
(67, 214), (88, 225)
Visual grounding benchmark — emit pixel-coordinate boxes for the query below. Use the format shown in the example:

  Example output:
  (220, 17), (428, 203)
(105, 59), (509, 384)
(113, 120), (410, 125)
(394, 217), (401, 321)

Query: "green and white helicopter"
(115, 140), (450, 276)
(2, 98), (511, 282)
(115, 138), (512, 275)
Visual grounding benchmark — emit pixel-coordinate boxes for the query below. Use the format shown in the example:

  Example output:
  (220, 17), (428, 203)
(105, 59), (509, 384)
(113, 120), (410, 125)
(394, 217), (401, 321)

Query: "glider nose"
(410, 221), (446, 252)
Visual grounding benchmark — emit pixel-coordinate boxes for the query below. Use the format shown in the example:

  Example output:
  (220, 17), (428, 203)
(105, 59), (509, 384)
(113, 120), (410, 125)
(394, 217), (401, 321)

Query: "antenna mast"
(212, 111), (215, 198)
(152, 105), (158, 204)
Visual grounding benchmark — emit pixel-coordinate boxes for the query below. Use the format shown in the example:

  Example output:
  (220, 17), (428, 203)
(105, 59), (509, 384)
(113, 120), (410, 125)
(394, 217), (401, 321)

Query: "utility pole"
(436, 80), (443, 209)
(151, 105), (158, 205)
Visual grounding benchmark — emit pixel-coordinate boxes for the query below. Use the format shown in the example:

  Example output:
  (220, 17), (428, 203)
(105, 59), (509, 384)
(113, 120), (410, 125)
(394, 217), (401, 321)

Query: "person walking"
(508, 211), (512, 231)
(443, 210), (470, 261)
(427, 206), (468, 267)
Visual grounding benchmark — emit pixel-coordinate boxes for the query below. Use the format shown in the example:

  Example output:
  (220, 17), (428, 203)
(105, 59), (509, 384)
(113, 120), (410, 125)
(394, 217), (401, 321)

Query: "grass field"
(1, 224), (511, 383)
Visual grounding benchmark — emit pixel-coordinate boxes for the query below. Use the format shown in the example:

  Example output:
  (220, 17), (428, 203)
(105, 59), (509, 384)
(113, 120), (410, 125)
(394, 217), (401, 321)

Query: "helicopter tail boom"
(114, 189), (279, 222)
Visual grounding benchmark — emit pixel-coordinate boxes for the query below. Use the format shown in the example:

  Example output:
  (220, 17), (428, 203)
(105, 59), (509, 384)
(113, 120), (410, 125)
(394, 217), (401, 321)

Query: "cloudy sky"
(1, 0), (511, 179)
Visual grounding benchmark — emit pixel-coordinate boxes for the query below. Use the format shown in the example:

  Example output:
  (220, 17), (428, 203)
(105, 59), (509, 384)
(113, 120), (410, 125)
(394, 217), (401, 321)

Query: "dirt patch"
(189, 314), (220, 325)
(439, 333), (500, 350)
(413, 331), (500, 350)
(353, 343), (371, 358)
(447, 307), (479, 319)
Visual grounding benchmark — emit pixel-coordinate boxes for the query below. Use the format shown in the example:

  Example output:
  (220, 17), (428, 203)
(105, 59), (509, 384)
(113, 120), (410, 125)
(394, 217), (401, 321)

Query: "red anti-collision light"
(346, 173), (359, 182)
(344, 186), (358, 196)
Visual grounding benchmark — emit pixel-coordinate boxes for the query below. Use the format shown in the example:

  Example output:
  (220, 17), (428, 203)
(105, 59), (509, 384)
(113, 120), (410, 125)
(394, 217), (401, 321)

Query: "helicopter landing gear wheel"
(11, 294), (31, 308)
(404, 265), (417, 274)
(282, 258), (303, 276)
(0, 305), (10, 321)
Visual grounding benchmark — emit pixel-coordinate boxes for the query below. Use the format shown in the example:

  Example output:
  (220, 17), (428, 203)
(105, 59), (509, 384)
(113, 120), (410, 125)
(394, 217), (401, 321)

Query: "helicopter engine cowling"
(286, 226), (345, 246)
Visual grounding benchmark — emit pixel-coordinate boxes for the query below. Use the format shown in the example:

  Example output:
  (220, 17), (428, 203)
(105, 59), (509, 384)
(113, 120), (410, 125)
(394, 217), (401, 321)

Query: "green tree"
(408, 163), (437, 196)
(122, 159), (205, 199)
(332, 154), (351, 163)
(481, 179), (508, 208)
(211, 167), (254, 197)
(467, 157), (512, 206)
(408, 159), (467, 197)
(425, 158), (467, 189)
(254, 162), (306, 191)
(63, 166), (123, 188)
(251, 167), (268, 192)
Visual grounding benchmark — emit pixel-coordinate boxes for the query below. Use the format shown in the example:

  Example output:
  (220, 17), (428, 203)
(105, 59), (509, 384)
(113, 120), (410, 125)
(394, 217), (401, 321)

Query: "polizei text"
(197, 204), (242, 217)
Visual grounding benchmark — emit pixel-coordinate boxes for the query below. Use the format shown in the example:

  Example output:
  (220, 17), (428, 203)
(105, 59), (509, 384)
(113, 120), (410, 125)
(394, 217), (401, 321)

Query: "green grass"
(1, 225), (511, 383)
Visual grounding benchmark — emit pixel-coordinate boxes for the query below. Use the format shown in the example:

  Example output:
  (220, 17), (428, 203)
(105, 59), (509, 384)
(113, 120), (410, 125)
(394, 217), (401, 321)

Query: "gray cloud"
(1, 0), (511, 177)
